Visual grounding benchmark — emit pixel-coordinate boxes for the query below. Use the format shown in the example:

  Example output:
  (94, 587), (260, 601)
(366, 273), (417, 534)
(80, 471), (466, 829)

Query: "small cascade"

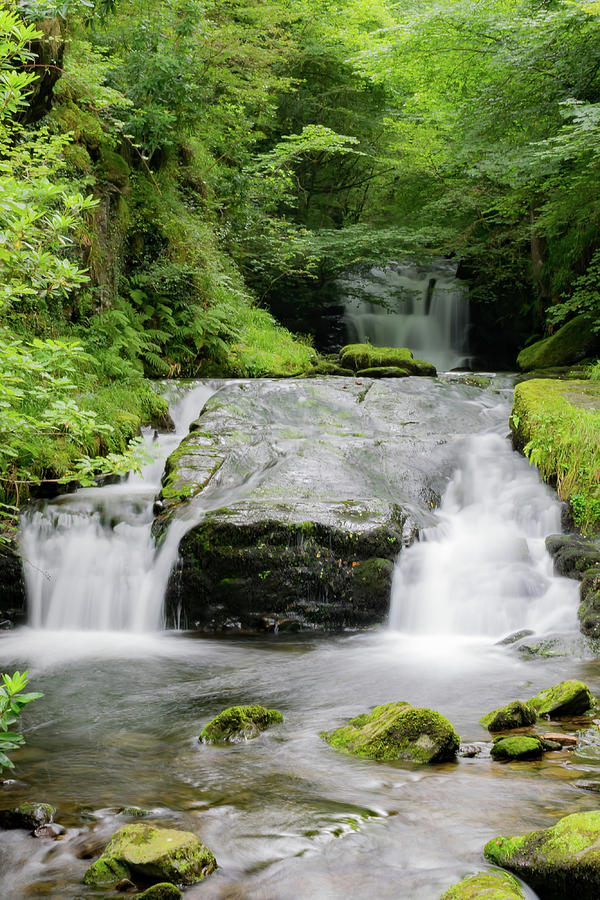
(389, 431), (578, 638)
(20, 382), (220, 631)
(340, 259), (470, 371)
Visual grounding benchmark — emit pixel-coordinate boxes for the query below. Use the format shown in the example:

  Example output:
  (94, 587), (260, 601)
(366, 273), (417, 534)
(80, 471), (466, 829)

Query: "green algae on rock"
(527, 679), (596, 717)
(484, 810), (600, 900)
(200, 705), (283, 743)
(321, 701), (459, 763)
(479, 700), (537, 733)
(490, 735), (544, 761)
(439, 869), (525, 899)
(339, 344), (437, 376)
(135, 885), (183, 900)
(83, 823), (216, 887)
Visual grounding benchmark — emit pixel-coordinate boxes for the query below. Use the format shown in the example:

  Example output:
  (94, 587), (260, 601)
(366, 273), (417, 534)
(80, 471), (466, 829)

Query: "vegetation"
(0, 671), (42, 773)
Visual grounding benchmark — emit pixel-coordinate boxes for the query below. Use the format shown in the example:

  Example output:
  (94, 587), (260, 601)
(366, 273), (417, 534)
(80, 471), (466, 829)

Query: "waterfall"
(389, 431), (578, 638)
(19, 382), (220, 632)
(341, 259), (470, 371)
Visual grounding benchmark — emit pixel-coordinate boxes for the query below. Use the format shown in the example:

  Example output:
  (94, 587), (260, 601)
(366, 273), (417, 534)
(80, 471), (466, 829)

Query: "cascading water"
(19, 382), (220, 631)
(340, 259), (470, 371)
(389, 428), (579, 639)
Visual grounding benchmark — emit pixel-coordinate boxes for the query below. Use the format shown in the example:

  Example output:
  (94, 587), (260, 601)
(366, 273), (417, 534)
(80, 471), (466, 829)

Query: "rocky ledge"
(153, 377), (491, 631)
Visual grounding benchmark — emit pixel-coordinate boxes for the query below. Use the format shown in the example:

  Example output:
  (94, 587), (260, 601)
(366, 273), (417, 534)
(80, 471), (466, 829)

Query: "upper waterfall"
(340, 259), (470, 371)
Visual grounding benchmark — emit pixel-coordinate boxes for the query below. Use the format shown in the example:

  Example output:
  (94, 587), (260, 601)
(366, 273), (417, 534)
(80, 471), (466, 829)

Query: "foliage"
(0, 670), (42, 773)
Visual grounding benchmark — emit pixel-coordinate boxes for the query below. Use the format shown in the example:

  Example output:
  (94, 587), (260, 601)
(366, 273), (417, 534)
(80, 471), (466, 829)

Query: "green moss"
(321, 701), (459, 763)
(440, 870), (525, 899)
(339, 344), (436, 376)
(490, 735), (544, 761)
(136, 886), (183, 900)
(527, 679), (596, 717)
(479, 700), (537, 732)
(517, 315), (600, 371)
(356, 366), (411, 378)
(200, 704), (284, 743)
(51, 101), (105, 149)
(83, 856), (131, 885)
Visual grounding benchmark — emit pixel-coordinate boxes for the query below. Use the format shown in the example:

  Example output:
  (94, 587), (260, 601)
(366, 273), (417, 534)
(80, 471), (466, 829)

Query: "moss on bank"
(510, 378), (600, 532)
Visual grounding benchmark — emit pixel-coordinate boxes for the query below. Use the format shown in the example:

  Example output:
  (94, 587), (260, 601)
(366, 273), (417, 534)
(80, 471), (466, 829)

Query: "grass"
(228, 306), (316, 376)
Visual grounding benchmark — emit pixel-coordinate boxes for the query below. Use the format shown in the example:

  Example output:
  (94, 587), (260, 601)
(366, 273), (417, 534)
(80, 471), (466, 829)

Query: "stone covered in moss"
(339, 344), (436, 376)
(136, 885), (183, 899)
(0, 802), (55, 831)
(200, 704), (283, 743)
(516, 314), (600, 371)
(83, 823), (216, 887)
(440, 870), (525, 899)
(479, 700), (537, 733)
(356, 366), (411, 378)
(528, 680), (596, 717)
(484, 810), (600, 900)
(490, 735), (544, 761)
(580, 570), (600, 637)
(321, 701), (459, 763)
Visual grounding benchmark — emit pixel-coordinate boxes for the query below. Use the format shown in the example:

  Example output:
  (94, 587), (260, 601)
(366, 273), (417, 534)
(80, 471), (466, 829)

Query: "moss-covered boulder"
(545, 534), (600, 578)
(0, 802), (55, 831)
(321, 702), (459, 763)
(528, 680), (596, 717)
(136, 885), (183, 900)
(440, 869), (525, 899)
(83, 823), (216, 887)
(356, 366), (411, 378)
(479, 701), (537, 733)
(200, 705), (283, 743)
(580, 570), (600, 637)
(339, 344), (437, 376)
(490, 735), (544, 761)
(484, 810), (600, 900)
(516, 314), (600, 371)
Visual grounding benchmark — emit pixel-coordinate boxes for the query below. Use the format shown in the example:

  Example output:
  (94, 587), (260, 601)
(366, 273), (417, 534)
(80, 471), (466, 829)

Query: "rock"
(135, 885), (183, 899)
(83, 823), (216, 887)
(356, 366), (411, 378)
(490, 735), (544, 761)
(516, 314), (600, 371)
(200, 705), (283, 743)
(33, 822), (66, 838)
(484, 810), (600, 899)
(458, 743), (491, 758)
(574, 780), (600, 793)
(579, 569), (600, 637)
(0, 542), (26, 628)
(321, 702), (460, 763)
(540, 732), (578, 746)
(495, 630), (534, 645)
(440, 869), (525, 899)
(120, 806), (148, 818)
(528, 680), (596, 717)
(0, 802), (55, 831)
(479, 700), (537, 732)
(545, 534), (600, 578)
(339, 344), (437, 376)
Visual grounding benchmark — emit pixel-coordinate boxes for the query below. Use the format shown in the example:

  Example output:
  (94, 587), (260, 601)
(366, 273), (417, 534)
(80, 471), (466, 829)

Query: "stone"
(545, 534), (600, 578)
(200, 705), (283, 743)
(355, 366), (410, 378)
(321, 702), (460, 763)
(484, 810), (600, 900)
(339, 343), (437, 376)
(540, 732), (577, 746)
(490, 736), (544, 761)
(495, 630), (534, 645)
(33, 822), (66, 838)
(516, 314), (600, 371)
(440, 870), (525, 899)
(0, 802), (55, 831)
(528, 680), (596, 717)
(83, 823), (217, 887)
(479, 700), (537, 732)
(579, 569), (600, 638)
(135, 885), (183, 899)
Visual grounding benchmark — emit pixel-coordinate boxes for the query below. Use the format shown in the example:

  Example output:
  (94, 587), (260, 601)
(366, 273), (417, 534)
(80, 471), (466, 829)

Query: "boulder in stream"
(516, 314), (600, 371)
(135, 885), (183, 899)
(83, 823), (216, 887)
(527, 679), (596, 717)
(440, 869), (525, 899)
(484, 810), (600, 900)
(490, 735), (544, 761)
(479, 700), (537, 733)
(0, 802), (55, 832)
(200, 704), (283, 743)
(339, 343), (437, 376)
(321, 701), (459, 763)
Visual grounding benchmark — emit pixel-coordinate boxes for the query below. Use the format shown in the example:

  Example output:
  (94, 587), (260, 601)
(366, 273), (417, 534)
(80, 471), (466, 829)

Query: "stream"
(1, 375), (599, 899)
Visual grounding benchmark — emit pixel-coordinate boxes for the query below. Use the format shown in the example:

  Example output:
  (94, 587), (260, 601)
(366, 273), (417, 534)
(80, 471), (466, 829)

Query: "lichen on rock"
(200, 704), (283, 743)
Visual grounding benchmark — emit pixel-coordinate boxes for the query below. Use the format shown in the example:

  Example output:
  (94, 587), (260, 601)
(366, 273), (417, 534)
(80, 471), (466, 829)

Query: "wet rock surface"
(155, 377), (502, 630)
(0, 543), (26, 628)
(440, 869), (525, 899)
(200, 704), (283, 743)
(0, 802), (55, 832)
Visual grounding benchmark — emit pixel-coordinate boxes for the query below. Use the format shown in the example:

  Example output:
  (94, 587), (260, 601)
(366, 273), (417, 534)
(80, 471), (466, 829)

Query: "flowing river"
(1, 376), (599, 899)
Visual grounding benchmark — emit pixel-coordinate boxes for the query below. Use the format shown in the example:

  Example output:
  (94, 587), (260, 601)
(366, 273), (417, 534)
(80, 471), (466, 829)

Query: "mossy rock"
(579, 570), (600, 637)
(200, 704), (283, 743)
(136, 885), (183, 899)
(528, 679), (596, 717)
(479, 700), (537, 733)
(304, 361), (355, 377)
(484, 810), (600, 900)
(98, 148), (130, 188)
(321, 701), (459, 763)
(440, 869), (525, 899)
(490, 735), (544, 761)
(0, 802), (55, 831)
(545, 534), (600, 578)
(356, 366), (411, 378)
(51, 101), (105, 150)
(83, 823), (216, 887)
(339, 344), (436, 376)
(516, 315), (600, 371)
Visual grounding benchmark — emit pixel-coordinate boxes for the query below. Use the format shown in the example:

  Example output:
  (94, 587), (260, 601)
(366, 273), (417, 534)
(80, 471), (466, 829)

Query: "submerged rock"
(321, 702), (459, 763)
(528, 679), (596, 717)
(484, 810), (600, 899)
(440, 869), (525, 899)
(0, 802), (55, 831)
(339, 343), (436, 376)
(200, 705), (283, 743)
(516, 314), (600, 371)
(479, 700), (537, 733)
(83, 823), (216, 887)
(490, 736), (544, 761)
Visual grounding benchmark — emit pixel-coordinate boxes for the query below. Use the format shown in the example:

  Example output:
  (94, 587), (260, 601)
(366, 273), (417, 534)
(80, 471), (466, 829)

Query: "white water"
(341, 260), (470, 371)
(20, 382), (220, 631)
(389, 430), (579, 638)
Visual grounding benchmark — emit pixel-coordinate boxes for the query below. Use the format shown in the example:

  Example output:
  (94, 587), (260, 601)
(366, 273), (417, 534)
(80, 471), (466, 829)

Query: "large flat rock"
(154, 377), (500, 630)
